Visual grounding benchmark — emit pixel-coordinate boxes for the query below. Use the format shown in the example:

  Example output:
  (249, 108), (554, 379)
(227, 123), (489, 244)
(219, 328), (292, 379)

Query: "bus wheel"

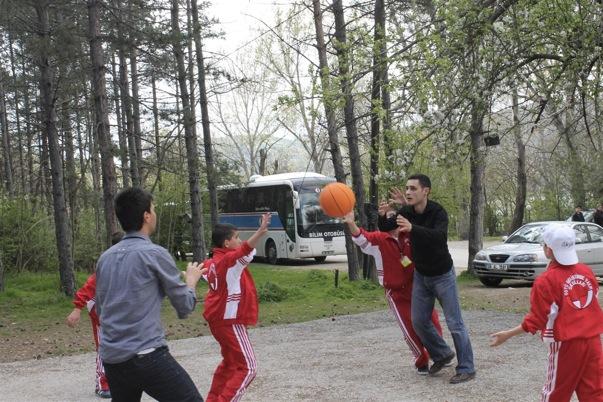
(314, 256), (327, 263)
(266, 240), (278, 265)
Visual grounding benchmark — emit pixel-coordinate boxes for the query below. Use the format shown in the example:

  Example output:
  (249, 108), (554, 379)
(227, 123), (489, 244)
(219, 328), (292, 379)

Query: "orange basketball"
(319, 182), (356, 217)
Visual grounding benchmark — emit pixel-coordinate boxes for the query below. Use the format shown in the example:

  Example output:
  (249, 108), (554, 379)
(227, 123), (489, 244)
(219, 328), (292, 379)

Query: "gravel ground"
(1, 308), (583, 402)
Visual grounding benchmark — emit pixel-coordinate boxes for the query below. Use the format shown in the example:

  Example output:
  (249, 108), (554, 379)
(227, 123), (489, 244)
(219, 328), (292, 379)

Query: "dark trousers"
(104, 346), (203, 402)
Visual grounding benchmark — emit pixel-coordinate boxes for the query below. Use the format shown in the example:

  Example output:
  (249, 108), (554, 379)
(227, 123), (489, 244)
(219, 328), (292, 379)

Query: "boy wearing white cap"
(490, 223), (603, 402)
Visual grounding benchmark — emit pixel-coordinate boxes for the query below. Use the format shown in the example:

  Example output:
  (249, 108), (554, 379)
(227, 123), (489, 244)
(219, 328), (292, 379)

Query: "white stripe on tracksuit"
(385, 289), (421, 361)
(540, 341), (561, 402)
(95, 324), (105, 391)
(232, 324), (257, 402)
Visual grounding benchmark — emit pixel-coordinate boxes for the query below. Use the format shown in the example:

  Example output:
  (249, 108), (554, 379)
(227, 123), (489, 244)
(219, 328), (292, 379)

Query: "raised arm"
(247, 212), (271, 249)
(342, 210), (360, 236)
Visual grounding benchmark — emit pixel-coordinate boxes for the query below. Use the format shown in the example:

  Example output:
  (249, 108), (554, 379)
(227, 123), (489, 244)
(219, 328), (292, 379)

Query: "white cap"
(542, 224), (579, 265)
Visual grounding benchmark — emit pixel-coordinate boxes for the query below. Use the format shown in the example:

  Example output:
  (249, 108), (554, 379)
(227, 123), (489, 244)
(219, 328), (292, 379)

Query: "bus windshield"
(299, 190), (341, 228)
(296, 182), (344, 238)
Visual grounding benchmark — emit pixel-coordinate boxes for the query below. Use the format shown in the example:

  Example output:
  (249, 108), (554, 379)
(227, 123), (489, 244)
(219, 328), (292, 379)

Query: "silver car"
(473, 221), (603, 287)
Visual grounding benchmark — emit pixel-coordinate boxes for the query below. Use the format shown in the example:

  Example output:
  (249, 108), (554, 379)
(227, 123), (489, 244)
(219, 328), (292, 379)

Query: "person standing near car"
(572, 206), (585, 222)
(378, 174), (475, 384)
(594, 203), (603, 227)
(490, 224), (603, 402)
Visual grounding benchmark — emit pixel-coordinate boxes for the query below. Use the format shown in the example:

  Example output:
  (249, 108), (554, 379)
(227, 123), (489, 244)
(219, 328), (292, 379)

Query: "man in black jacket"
(571, 206), (585, 222)
(595, 203), (603, 227)
(378, 174), (475, 384)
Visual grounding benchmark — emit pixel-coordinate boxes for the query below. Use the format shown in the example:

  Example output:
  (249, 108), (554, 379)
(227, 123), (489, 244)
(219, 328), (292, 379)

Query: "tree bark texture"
(115, 0), (140, 187)
(191, 0), (219, 228)
(87, 0), (119, 246)
(467, 102), (486, 272)
(510, 90), (526, 232)
(171, 0), (206, 262)
(35, 3), (76, 296)
(312, 0), (359, 281)
(0, 80), (14, 197)
(111, 52), (130, 187)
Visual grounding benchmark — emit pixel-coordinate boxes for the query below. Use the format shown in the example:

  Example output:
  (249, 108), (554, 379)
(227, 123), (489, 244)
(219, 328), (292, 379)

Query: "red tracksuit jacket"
(73, 273), (98, 319)
(351, 229), (414, 291)
(203, 242), (259, 327)
(522, 260), (603, 342)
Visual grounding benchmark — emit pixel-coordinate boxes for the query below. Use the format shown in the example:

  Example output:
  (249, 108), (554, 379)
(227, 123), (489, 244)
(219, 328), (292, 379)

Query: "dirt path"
(0, 309), (583, 402)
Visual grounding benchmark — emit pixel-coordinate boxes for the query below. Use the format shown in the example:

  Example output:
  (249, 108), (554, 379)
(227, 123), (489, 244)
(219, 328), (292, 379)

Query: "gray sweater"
(95, 232), (196, 364)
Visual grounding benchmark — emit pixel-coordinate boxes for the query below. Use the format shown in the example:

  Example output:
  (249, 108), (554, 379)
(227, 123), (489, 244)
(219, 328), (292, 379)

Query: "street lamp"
(526, 204), (532, 223)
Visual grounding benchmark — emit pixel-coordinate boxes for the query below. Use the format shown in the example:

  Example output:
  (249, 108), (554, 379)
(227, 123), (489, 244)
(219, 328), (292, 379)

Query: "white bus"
(218, 172), (347, 264)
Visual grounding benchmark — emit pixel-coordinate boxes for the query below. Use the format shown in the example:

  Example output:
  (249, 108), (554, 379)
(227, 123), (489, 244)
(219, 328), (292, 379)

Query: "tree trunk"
(312, 0), (359, 281)
(467, 103), (486, 272)
(88, 98), (103, 249)
(0, 80), (14, 197)
(35, 3), (75, 296)
(369, 0), (385, 227)
(22, 58), (34, 195)
(111, 52), (130, 187)
(332, 0), (366, 226)
(39, 108), (53, 209)
(61, 96), (78, 233)
(171, 0), (206, 262)
(115, 0), (140, 187)
(8, 33), (25, 194)
(74, 93), (87, 194)
(509, 90), (526, 232)
(0, 250), (5, 292)
(332, 0), (370, 280)
(185, 0), (198, 142)
(549, 98), (586, 209)
(191, 0), (219, 227)
(87, 0), (119, 247)
(130, 47), (143, 167)
(151, 70), (162, 190)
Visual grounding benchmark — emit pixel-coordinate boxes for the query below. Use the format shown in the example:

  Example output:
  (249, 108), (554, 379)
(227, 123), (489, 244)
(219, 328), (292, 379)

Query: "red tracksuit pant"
(540, 336), (603, 402)
(89, 311), (110, 393)
(385, 288), (443, 369)
(207, 324), (257, 402)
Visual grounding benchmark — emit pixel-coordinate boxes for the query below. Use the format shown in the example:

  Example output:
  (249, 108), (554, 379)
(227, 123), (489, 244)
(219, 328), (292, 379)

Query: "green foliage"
(257, 281), (290, 302)
(456, 270), (478, 284)
(306, 269), (328, 281)
(0, 198), (58, 273)
(0, 271), (91, 322)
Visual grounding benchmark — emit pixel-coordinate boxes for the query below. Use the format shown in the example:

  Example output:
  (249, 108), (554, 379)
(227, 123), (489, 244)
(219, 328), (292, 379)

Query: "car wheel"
(479, 277), (503, 287)
(314, 256), (327, 263)
(266, 240), (278, 265)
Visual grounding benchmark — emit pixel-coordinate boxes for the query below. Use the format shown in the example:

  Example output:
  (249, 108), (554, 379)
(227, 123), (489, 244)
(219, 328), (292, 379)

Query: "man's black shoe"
(449, 372), (476, 384)
(416, 365), (429, 375)
(428, 352), (455, 375)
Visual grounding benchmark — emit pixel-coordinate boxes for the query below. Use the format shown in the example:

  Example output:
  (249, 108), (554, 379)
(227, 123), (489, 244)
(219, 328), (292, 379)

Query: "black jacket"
(572, 212), (585, 222)
(594, 210), (603, 227)
(378, 200), (453, 277)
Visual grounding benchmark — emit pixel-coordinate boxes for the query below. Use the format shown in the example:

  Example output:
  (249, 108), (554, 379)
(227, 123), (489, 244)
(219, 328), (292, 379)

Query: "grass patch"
(0, 264), (388, 361)
(456, 270), (479, 283)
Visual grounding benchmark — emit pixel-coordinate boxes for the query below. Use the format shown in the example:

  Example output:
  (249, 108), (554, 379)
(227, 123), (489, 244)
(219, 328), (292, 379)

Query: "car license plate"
(491, 263), (508, 271)
(321, 250), (335, 255)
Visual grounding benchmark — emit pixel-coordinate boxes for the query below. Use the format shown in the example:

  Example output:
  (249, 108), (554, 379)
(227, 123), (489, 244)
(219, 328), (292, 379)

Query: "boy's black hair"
(212, 224), (237, 248)
(407, 173), (431, 189)
(114, 187), (153, 232)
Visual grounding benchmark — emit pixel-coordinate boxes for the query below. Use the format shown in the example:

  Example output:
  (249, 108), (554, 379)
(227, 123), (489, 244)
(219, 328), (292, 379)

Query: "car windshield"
(505, 224), (547, 244)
